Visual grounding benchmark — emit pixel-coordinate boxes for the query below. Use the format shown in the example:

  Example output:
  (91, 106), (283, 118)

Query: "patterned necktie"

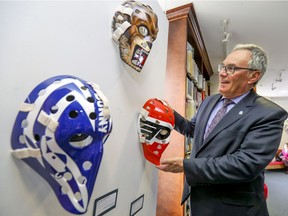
(204, 98), (234, 139)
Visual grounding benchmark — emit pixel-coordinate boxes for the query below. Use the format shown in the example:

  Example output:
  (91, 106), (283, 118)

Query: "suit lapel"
(192, 94), (221, 153)
(197, 91), (257, 154)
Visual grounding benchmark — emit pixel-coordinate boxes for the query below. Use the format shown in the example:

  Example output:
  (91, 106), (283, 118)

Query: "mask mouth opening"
(131, 44), (149, 69)
(69, 134), (92, 148)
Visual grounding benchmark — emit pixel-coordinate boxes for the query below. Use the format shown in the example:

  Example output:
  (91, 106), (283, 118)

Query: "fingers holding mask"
(156, 158), (184, 173)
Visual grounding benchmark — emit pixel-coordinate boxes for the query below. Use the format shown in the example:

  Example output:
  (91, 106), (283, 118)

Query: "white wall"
(157, 0), (192, 11)
(0, 1), (168, 216)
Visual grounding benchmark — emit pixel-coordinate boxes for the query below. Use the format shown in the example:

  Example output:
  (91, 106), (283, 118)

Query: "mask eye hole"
(66, 95), (75, 102)
(87, 97), (95, 103)
(89, 112), (97, 120)
(69, 110), (78, 118)
(139, 26), (148, 37)
(156, 129), (170, 140)
(70, 134), (92, 148)
(160, 129), (168, 135)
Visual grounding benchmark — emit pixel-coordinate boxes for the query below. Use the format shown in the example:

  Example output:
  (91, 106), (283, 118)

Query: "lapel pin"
(239, 111), (243, 115)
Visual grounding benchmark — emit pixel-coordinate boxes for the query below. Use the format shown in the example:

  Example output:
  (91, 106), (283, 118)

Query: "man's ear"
(248, 71), (262, 84)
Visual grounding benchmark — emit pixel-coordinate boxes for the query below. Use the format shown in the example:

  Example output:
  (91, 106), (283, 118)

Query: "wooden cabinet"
(156, 3), (213, 216)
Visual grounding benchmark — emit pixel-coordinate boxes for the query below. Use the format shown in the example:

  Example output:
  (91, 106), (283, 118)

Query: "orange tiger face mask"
(112, 0), (159, 72)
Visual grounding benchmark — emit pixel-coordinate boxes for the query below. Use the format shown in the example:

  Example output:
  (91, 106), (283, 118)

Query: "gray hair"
(232, 44), (268, 75)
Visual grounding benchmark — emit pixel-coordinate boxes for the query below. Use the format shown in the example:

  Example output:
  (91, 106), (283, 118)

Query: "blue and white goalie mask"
(11, 75), (112, 214)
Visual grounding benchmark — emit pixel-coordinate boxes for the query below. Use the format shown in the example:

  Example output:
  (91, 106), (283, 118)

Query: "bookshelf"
(156, 3), (213, 216)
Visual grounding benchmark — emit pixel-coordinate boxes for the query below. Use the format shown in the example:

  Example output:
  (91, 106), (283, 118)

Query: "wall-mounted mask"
(112, 0), (159, 72)
(138, 98), (174, 165)
(11, 75), (112, 214)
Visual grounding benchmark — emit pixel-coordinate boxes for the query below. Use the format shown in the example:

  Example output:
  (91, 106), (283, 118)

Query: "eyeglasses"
(218, 64), (258, 75)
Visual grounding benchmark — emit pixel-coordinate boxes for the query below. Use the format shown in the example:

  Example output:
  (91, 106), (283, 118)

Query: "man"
(157, 44), (288, 216)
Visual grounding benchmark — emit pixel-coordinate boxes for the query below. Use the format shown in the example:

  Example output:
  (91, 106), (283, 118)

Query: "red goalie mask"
(138, 98), (175, 165)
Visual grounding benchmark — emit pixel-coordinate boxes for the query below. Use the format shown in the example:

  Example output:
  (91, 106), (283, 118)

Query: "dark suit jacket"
(174, 90), (288, 216)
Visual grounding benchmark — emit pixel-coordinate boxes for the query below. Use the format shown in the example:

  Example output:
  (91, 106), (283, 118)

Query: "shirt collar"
(221, 91), (250, 104)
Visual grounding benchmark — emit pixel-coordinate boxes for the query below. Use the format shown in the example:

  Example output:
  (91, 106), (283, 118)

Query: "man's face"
(218, 50), (259, 98)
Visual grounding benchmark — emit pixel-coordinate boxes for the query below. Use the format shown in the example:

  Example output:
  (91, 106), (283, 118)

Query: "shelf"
(166, 3), (213, 80)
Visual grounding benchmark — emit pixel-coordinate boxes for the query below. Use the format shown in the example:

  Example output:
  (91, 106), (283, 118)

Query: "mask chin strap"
(11, 103), (59, 159)
(112, 6), (133, 43)
(19, 102), (35, 112)
(112, 21), (131, 43)
(11, 148), (41, 159)
(37, 110), (59, 132)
